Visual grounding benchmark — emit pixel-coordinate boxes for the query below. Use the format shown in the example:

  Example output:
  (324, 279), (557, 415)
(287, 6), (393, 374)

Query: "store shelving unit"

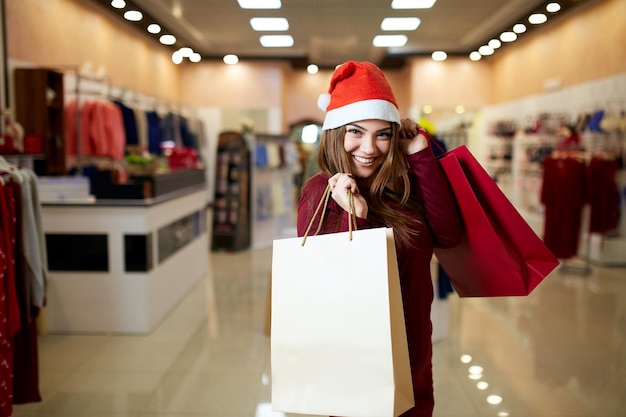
(211, 131), (251, 251)
(14, 67), (66, 175)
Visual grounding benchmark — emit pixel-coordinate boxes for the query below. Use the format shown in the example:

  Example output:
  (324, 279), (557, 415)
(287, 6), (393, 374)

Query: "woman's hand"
(399, 118), (429, 155)
(328, 173), (368, 218)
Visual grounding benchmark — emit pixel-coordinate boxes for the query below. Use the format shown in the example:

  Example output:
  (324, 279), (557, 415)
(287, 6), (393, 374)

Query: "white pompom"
(317, 93), (331, 112)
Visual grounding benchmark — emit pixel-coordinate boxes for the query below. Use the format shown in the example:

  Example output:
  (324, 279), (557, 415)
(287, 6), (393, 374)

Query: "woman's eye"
(348, 128), (361, 135)
(378, 132), (392, 139)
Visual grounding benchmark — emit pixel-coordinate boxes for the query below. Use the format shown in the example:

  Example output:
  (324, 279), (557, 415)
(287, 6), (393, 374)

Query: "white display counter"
(41, 185), (210, 334)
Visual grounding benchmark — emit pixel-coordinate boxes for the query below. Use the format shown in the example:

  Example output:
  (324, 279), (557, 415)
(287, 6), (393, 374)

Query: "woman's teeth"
(354, 155), (374, 164)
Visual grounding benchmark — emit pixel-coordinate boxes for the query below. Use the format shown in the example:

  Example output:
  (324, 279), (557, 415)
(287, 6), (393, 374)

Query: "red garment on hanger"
(6, 182), (41, 405)
(541, 154), (587, 259)
(587, 156), (620, 234)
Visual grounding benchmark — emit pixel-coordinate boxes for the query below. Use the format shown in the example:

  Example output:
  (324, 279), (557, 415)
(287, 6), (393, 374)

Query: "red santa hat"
(318, 61), (400, 130)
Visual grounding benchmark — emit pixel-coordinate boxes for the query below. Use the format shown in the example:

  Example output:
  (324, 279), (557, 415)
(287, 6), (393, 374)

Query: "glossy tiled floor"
(12, 247), (626, 417)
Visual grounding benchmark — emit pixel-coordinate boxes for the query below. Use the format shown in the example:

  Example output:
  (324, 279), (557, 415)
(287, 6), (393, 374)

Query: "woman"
(297, 61), (462, 416)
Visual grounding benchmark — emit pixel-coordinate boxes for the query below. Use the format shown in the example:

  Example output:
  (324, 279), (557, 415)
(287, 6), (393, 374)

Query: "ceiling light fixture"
(189, 53), (202, 63)
(260, 35), (294, 47)
(513, 23), (527, 33)
(237, 0), (281, 9)
(373, 35), (408, 47)
(431, 51), (447, 61)
(469, 51), (482, 61)
(546, 2), (561, 12)
(147, 23), (161, 34)
(250, 17), (289, 31)
(488, 39), (501, 49)
(391, 0), (436, 9)
(528, 13), (547, 24)
(478, 45), (494, 55)
(159, 34), (177, 45)
(178, 47), (193, 57)
(381, 17), (421, 31)
(500, 31), (517, 42)
(123, 10), (142, 21)
(172, 51), (183, 64)
(306, 64), (319, 74)
(223, 54), (239, 65)
(110, 0), (126, 8)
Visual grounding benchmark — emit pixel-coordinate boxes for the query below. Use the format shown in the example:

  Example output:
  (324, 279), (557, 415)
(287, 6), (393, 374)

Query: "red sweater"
(297, 146), (461, 417)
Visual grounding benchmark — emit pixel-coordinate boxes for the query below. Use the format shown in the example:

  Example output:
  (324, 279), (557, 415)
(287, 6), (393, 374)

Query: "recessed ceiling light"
(172, 51), (183, 64)
(546, 2), (561, 12)
(478, 45), (494, 55)
(373, 35), (408, 47)
(178, 47), (193, 57)
(500, 31), (517, 42)
(159, 34), (176, 45)
(307, 64), (319, 74)
(250, 17), (289, 31)
(381, 17), (421, 31)
(260, 35), (294, 47)
(111, 0), (126, 8)
(528, 13), (547, 24)
(513, 23), (527, 33)
(391, 0), (436, 9)
(189, 53), (202, 63)
(238, 0), (281, 9)
(123, 10), (142, 21)
(488, 39), (501, 49)
(469, 51), (482, 61)
(223, 54), (239, 65)
(147, 23), (161, 34)
(431, 51), (447, 61)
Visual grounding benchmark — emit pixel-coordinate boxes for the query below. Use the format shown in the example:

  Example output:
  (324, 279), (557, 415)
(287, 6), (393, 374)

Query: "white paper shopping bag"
(270, 227), (414, 417)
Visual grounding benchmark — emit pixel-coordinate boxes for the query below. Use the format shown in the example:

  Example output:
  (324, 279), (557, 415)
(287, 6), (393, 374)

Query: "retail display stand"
(211, 131), (251, 251)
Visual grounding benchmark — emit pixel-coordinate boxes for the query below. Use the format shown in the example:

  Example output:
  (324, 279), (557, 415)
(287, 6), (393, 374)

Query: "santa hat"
(318, 61), (400, 131)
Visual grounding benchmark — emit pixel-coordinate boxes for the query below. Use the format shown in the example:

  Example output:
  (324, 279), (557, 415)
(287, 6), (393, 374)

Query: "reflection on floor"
(13, 247), (626, 417)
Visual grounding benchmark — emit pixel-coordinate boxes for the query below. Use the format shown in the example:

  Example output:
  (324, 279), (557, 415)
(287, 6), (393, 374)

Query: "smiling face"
(343, 119), (392, 182)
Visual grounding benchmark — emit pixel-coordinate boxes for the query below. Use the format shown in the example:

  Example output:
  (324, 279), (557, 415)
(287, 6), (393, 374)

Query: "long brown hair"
(315, 123), (423, 246)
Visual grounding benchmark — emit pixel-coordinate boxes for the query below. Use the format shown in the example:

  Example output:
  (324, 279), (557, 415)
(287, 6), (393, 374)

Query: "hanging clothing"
(113, 100), (139, 146)
(146, 110), (164, 155)
(1, 180), (41, 406)
(541, 153), (587, 259)
(65, 99), (126, 160)
(587, 156), (620, 234)
(0, 181), (20, 417)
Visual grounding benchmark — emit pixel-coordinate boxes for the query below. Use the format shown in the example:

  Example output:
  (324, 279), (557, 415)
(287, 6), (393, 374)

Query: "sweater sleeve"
(405, 146), (462, 249)
(297, 174), (371, 237)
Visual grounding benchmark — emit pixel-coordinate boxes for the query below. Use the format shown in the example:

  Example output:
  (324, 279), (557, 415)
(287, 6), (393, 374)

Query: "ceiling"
(88, 0), (592, 69)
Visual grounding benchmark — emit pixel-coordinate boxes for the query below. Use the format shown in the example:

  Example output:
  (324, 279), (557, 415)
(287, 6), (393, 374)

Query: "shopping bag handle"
(415, 125), (447, 156)
(301, 184), (358, 246)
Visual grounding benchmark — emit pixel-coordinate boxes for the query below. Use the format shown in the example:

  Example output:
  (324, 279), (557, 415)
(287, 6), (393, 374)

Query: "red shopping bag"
(434, 145), (559, 297)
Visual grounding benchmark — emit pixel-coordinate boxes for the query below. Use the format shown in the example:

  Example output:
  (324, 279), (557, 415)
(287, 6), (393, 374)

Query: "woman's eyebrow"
(346, 123), (392, 133)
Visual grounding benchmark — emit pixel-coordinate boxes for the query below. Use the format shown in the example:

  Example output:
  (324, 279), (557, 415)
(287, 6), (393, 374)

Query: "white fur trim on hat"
(321, 99), (401, 130)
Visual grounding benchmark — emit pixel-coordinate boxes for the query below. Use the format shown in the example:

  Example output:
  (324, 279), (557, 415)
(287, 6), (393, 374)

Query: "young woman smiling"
(297, 61), (462, 417)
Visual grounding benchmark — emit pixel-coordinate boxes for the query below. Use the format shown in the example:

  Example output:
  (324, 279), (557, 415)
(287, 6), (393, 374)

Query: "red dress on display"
(541, 153), (587, 259)
(587, 155), (620, 234)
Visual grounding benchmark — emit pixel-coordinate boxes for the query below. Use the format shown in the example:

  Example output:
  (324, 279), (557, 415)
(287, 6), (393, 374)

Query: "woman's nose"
(361, 135), (376, 153)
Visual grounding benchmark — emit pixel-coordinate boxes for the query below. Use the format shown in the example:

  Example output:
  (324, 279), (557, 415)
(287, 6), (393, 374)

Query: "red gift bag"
(434, 145), (559, 297)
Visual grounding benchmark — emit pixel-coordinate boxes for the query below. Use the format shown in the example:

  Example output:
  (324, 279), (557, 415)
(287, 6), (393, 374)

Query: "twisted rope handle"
(301, 184), (358, 246)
